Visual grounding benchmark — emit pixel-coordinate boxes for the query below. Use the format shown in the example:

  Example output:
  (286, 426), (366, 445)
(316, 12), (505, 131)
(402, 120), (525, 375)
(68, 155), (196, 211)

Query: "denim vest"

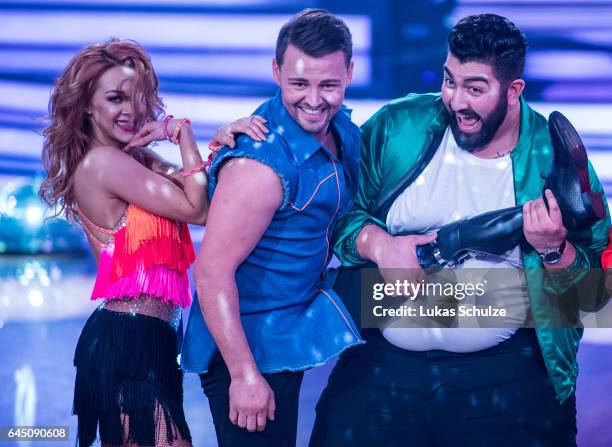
(181, 92), (364, 373)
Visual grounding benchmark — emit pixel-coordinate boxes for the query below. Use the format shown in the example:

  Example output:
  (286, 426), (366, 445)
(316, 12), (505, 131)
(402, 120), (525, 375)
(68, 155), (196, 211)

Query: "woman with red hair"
(40, 39), (207, 446)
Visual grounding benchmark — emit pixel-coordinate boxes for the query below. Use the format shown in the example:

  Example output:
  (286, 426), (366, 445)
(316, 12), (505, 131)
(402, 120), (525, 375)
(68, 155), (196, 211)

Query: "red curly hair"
(40, 38), (164, 220)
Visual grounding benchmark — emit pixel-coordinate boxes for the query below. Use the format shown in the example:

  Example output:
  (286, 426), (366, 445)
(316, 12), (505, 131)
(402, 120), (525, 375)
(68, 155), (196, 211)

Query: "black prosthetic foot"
(416, 206), (524, 271)
(545, 111), (606, 232)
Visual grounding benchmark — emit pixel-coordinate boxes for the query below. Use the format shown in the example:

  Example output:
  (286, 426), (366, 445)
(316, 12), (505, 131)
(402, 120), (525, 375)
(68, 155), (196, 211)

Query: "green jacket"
(332, 92), (611, 403)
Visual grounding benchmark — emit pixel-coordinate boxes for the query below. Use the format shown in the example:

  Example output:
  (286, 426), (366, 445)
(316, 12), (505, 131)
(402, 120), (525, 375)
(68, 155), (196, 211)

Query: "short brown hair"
(275, 8), (352, 68)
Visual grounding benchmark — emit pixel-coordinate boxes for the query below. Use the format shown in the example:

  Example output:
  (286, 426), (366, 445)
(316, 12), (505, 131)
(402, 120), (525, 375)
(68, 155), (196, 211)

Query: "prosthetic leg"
(416, 111), (607, 270)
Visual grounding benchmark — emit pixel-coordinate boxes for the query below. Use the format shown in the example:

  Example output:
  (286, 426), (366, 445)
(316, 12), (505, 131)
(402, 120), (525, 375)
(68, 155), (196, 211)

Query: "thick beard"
(449, 94), (508, 153)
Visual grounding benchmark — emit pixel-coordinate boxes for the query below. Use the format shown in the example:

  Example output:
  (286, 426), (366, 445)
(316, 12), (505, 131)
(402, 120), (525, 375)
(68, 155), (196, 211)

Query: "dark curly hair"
(448, 14), (527, 85)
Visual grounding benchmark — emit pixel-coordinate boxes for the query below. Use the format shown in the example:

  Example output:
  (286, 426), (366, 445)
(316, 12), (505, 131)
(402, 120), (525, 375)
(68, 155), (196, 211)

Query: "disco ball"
(0, 178), (88, 254)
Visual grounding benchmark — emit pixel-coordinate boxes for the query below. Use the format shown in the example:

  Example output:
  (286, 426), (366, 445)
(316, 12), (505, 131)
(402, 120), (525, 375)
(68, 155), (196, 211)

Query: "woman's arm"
(82, 119), (209, 225)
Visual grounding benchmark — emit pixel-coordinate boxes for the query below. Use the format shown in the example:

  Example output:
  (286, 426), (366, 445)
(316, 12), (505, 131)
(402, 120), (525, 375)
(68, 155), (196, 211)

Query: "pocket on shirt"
(289, 168), (338, 212)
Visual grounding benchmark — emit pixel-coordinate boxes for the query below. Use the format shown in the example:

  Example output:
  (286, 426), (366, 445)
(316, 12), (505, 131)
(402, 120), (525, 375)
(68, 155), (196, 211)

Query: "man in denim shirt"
(181, 9), (363, 447)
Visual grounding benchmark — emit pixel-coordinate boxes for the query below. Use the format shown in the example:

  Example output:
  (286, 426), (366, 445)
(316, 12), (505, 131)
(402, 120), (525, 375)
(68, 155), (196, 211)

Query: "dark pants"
(200, 354), (304, 447)
(310, 329), (576, 447)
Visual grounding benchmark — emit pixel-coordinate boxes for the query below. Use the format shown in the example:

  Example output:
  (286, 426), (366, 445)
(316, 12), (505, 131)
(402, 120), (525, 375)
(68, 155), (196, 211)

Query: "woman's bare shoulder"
(83, 145), (130, 167)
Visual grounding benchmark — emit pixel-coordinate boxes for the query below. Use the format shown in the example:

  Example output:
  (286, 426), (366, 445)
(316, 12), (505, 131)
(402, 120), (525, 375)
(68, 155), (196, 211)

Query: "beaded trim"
(99, 295), (182, 329)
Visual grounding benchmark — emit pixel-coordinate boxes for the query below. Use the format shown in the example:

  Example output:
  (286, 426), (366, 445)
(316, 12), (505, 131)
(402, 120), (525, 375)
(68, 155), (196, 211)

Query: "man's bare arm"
(193, 157), (282, 432)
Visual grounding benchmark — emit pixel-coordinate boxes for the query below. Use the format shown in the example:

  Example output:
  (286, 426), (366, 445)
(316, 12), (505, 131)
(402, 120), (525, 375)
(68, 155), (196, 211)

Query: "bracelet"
(170, 118), (192, 144)
(208, 140), (224, 152)
(162, 115), (174, 141)
(203, 151), (216, 170)
(204, 141), (224, 170)
(181, 160), (207, 177)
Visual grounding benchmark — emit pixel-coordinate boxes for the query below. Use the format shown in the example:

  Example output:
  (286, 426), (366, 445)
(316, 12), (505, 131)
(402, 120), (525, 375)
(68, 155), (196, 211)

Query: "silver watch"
(538, 240), (567, 265)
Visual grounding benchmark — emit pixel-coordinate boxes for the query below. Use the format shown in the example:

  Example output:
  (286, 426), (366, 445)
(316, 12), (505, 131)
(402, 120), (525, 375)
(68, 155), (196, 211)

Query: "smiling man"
(180, 9), (362, 447)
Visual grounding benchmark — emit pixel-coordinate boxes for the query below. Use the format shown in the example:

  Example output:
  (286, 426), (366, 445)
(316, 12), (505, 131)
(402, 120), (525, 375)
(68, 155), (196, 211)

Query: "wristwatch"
(538, 240), (567, 265)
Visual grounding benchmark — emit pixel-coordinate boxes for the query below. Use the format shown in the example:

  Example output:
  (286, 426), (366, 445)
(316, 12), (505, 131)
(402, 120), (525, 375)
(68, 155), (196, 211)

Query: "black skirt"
(73, 307), (191, 446)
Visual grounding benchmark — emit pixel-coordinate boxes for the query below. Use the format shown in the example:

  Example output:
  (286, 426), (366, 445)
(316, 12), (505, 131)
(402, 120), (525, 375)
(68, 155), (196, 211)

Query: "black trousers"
(200, 354), (304, 447)
(310, 329), (577, 447)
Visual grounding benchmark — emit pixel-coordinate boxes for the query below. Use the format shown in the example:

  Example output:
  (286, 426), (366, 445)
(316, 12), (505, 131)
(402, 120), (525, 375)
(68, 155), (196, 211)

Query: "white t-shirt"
(382, 127), (529, 353)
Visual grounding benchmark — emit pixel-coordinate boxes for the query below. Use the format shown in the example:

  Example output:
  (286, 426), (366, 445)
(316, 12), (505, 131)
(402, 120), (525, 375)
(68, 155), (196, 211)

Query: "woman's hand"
(125, 119), (185, 150)
(212, 116), (269, 148)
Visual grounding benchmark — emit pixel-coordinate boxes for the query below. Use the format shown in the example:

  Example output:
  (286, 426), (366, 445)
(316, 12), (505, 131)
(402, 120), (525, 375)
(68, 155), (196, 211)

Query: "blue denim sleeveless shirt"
(181, 92), (364, 374)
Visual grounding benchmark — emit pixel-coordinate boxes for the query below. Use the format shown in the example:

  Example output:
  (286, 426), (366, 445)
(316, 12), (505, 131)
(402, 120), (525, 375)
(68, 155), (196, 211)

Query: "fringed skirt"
(73, 306), (192, 446)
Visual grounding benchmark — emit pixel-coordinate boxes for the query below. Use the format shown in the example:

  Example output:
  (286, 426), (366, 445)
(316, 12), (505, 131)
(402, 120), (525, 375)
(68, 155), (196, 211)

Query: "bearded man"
(310, 13), (610, 447)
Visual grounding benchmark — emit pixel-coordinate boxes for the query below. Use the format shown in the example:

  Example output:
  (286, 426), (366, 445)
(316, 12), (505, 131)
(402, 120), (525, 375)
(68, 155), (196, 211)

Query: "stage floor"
(1, 317), (612, 446)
